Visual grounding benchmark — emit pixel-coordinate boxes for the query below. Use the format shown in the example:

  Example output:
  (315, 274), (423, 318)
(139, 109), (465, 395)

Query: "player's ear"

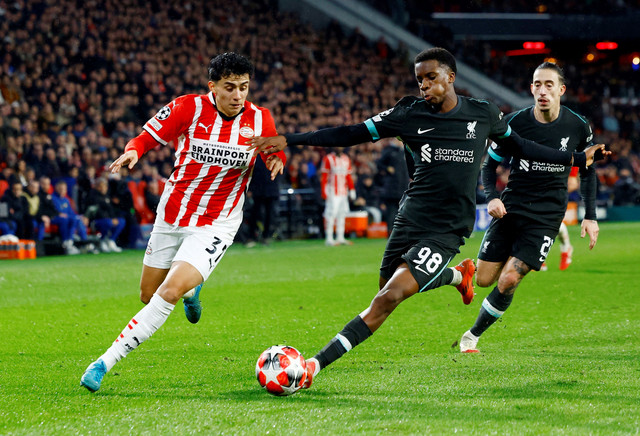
(448, 71), (456, 84)
(559, 84), (566, 96)
(207, 81), (216, 92)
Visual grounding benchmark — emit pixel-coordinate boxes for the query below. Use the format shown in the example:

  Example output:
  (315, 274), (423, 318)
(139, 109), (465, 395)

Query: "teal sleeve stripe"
(364, 119), (380, 141)
(564, 106), (588, 123)
(497, 125), (512, 139)
(487, 147), (503, 162)
(405, 144), (414, 157)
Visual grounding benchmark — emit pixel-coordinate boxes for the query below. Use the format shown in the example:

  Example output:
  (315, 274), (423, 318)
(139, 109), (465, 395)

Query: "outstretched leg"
(304, 264), (419, 388)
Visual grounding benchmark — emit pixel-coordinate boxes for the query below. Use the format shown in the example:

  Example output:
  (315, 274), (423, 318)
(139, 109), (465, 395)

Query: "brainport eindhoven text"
(191, 143), (252, 166)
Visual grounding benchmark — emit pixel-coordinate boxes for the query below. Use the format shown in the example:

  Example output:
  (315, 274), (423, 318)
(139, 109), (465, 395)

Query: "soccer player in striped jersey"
(459, 62), (602, 353)
(321, 149), (356, 246)
(80, 53), (286, 392)
(249, 48), (607, 388)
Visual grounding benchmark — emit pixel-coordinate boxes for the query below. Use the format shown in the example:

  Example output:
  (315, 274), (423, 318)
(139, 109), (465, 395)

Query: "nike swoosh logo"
(417, 128), (435, 134)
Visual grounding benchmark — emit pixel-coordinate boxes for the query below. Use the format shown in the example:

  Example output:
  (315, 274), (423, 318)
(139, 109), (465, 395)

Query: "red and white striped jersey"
(320, 152), (355, 198)
(142, 92), (279, 230)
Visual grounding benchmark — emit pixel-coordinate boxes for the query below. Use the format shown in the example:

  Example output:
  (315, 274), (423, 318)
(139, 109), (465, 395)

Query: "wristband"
(572, 152), (587, 168)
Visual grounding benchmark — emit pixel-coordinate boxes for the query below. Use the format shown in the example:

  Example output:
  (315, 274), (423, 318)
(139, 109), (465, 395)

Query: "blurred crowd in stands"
(364, 0), (640, 207)
(1, 0), (638, 252)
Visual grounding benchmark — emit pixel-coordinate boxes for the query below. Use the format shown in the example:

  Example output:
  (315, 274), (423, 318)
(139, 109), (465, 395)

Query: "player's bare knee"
(497, 271), (521, 293)
(476, 274), (495, 288)
(156, 283), (188, 304)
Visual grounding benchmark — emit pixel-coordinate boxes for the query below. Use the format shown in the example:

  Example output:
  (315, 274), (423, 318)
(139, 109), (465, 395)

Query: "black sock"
(314, 315), (373, 369)
(469, 286), (513, 337)
(441, 267), (454, 285)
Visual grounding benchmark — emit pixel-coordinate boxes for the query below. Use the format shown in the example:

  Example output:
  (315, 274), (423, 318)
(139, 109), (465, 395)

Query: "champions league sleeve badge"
(155, 106), (172, 120)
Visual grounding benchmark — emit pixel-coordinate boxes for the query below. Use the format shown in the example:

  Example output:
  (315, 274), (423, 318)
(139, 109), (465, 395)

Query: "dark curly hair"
(414, 47), (457, 75)
(208, 52), (254, 82)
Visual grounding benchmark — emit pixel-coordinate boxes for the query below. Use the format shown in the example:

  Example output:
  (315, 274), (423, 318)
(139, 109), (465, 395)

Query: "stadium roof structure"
(281, 0), (532, 108)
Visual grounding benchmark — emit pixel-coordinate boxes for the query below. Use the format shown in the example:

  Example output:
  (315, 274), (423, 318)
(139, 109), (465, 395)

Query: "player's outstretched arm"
(248, 124), (372, 155)
(581, 219), (599, 250)
(496, 131), (607, 168)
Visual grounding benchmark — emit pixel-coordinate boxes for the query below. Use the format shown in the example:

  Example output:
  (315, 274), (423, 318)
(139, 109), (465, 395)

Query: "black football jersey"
(364, 95), (510, 238)
(488, 106), (593, 223)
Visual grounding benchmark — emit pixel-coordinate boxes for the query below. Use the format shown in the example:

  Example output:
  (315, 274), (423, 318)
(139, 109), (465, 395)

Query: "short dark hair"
(414, 47), (457, 74)
(208, 52), (254, 82)
(534, 61), (565, 85)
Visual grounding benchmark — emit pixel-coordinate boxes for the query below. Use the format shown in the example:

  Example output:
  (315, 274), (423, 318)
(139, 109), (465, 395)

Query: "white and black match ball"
(255, 345), (307, 396)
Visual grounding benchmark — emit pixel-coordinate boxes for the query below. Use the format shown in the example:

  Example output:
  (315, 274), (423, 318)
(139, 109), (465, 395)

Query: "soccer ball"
(255, 345), (307, 396)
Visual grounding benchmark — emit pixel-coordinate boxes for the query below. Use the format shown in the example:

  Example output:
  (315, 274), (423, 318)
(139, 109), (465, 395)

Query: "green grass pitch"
(1, 222), (639, 434)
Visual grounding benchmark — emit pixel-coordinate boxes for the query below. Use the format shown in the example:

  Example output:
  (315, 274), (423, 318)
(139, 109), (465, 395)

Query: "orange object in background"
(366, 222), (388, 239)
(344, 211), (368, 237)
(0, 239), (37, 260)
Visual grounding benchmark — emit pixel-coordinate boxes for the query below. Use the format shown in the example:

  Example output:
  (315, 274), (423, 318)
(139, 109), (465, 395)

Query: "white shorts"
(324, 195), (349, 219)
(143, 219), (235, 282)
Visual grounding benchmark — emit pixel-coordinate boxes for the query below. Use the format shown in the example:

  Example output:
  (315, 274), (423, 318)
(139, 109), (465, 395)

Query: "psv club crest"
(239, 126), (255, 138)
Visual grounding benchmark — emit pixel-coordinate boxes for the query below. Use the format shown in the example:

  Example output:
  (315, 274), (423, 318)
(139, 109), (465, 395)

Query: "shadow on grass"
(80, 386), (338, 403)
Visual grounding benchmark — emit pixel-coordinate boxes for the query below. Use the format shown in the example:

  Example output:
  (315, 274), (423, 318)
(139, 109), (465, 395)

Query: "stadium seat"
(0, 180), (8, 198)
(128, 180), (156, 224)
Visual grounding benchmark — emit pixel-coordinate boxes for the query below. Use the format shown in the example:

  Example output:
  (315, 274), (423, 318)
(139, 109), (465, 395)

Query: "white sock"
(450, 267), (463, 286)
(100, 293), (175, 371)
(558, 223), (571, 252)
(325, 217), (336, 242)
(336, 216), (346, 242)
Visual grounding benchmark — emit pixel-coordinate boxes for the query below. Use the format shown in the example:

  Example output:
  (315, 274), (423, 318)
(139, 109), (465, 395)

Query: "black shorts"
(380, 216), (463, 292)
(478, 213), (560, 271)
